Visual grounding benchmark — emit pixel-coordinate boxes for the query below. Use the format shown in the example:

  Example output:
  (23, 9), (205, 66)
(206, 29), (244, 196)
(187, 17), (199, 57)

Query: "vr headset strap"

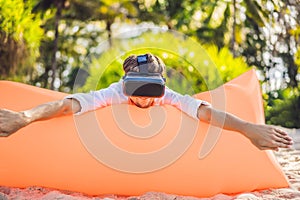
(139, 64), (149, 73)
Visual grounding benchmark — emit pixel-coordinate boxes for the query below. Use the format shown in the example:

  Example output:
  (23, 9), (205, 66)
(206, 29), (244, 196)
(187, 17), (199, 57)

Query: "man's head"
(122, 53), (166, 108)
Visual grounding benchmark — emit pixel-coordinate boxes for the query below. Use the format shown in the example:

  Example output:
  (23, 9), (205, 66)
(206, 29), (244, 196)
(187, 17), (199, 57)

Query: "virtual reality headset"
(122, 54), (166, 97)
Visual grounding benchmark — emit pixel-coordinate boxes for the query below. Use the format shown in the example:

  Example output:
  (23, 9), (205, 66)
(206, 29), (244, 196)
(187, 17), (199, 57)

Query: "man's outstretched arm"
(197, 104), (293, 151)
(0, 98), (81, 137)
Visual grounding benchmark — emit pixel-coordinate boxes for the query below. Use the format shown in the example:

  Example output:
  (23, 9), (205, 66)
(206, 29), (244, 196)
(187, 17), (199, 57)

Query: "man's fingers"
(272, 138), (293, 148)
(276, 141), (292, 148)
(261, 134), (293, 150)
(274, 133), (292, 141)
(270, 136), (293, 148)
(274, 131), (293, 145)
(274, 127), (288, 135)
(260, 146), (279, 151)
(274, 128), (293, 143)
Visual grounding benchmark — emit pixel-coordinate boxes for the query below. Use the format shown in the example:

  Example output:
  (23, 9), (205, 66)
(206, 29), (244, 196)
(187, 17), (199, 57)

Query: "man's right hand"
(0, 99), (81, 137)
(0, 109), (29, 137)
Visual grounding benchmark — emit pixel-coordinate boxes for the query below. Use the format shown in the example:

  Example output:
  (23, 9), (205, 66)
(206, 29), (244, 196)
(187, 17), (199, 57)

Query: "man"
(0, 53), (293, 151)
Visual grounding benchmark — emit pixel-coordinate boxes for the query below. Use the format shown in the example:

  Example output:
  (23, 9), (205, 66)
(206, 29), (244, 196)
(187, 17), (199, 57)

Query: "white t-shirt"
(65, 79), (209, 120)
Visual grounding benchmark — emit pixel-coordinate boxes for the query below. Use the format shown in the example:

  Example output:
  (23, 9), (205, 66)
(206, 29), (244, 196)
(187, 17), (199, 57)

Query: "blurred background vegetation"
(0, 0), (299, 128)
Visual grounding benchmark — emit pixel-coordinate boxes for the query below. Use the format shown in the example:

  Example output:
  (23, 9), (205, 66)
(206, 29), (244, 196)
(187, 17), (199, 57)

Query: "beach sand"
(1, 132), (299, 200)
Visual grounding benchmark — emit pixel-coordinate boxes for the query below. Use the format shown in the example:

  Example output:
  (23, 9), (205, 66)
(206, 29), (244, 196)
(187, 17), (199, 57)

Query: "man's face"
(129, 96), (154, 108)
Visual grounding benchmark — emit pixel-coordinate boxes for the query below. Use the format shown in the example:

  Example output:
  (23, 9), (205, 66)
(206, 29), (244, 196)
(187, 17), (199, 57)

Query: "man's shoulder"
(164, 86), (181, 96)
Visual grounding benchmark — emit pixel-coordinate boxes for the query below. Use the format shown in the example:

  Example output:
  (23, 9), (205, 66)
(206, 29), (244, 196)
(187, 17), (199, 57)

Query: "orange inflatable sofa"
(0, 69), (289, 197)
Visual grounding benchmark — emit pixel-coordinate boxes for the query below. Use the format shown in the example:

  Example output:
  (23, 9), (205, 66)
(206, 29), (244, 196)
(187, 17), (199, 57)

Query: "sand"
(1, 130), (299, 200)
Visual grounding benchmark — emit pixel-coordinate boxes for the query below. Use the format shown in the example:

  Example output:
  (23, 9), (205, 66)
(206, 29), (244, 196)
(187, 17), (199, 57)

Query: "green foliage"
(79, 31), (250, 95)
(0, 0), (42, 46)
(204, 45), (251, 82)
(265, 88), (300, 128)
(0, 0), (43, 80)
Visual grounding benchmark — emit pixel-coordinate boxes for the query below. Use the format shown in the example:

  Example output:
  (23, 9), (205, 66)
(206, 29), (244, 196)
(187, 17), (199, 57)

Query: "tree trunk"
(230, 0), (237, 57)
(106, 20), (113, 47)
(50, 0), (64, 90)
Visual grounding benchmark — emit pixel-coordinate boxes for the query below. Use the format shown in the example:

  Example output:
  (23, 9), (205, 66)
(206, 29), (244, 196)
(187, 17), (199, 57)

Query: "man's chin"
(135, 103), (151, 109)
(135, 103), (151, 108)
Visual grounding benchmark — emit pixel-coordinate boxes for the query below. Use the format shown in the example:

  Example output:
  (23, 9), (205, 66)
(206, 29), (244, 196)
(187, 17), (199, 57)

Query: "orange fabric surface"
(0, 69), (289, 197)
